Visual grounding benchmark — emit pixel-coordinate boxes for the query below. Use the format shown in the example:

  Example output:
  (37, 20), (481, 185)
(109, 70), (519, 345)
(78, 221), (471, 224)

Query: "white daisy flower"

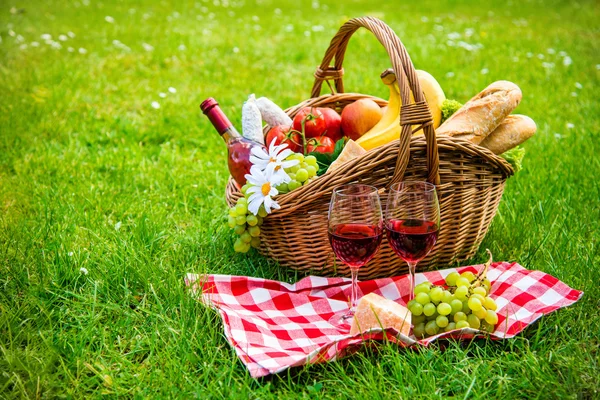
(250, 138), (299, 183)
(80, 267), (88, 275)
(245, 166), (281, 215)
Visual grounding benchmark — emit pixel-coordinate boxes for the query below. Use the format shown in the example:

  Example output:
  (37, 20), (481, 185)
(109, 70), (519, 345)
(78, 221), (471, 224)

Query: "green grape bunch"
(276, 153), (318, 194)
(409, 251), (499, 338)
(227, 186), (267, 253)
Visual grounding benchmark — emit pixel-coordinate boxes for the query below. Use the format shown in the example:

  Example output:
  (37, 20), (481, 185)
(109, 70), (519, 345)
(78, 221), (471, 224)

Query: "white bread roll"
(350, 293), (411, 337)
(480, 114), (537, 154)
(437, 81), (522, 144)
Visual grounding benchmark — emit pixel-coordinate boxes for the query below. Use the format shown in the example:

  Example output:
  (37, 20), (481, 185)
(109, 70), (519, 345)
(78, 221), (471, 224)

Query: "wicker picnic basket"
(225, 17), (513, 279)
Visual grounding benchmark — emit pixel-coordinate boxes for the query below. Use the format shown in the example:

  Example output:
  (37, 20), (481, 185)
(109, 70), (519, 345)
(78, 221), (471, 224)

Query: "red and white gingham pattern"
(185, 262), (583, 378)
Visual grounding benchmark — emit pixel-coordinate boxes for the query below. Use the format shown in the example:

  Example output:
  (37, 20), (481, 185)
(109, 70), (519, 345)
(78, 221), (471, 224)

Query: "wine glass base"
(328, 311), (354, 330)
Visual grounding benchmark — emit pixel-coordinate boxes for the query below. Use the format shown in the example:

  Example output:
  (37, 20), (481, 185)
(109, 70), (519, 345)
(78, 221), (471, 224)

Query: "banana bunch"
(356, 69), (446, 151)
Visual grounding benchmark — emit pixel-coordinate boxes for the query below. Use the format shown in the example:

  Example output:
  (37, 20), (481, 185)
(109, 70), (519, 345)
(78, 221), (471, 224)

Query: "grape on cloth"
(185, 262), (582, 378)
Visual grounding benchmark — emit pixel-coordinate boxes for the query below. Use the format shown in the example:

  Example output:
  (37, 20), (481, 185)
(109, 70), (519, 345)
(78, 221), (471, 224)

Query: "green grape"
(228, 207), (237, 217)
(425, 320), (439, 336)
(429, 287), (443, 303)
(437, 302), (452, 316)
(277, 183), (289, 194)
(456, 320), (470, 329)
(483, 279), (492, 293)
(471, 294), (485, 304)
(233, 238), (245, 252)
(227, 215), (236, 229)
(237, 196), (247, 204)
(235, 215), (247, 225)
(306, 165), (317, 178)
(305, 155), (317, 167)
(450, 299), (463, 314)
(256, 216), (263, 226)
(234, 225), (246, 235)
(296, 169), (309, 183)
(248, 225), (261, 237)
(409, 302), (423, 316)
(407, 299), (417, 309)
(288, 180), (301, 191)
(246, 215), (258, 226)
(473, 286), (487, 297)
(483, 296), (497, 311)
(288, 164), (300, 174)
(250, 236), (261, 249)
(235, 203), (248, 216)
(423, 303), (436, 317)
(413, 322), (426, 338)
(468, 297), (483, 312)
(485, 310), (499, 325)
(461, 271), (476, 283)
(294, 153), (305, 163)
(462, 300), (471, 314)
(444, 322), (457, 332)
(454, 285), (469, 300)
(467, 314), (481, 329)
(240, 242), (251, 253)
(414, 283), (432, 295)
(456, 277), (470, 287)
(436, 315), (449, 328)
(415, 292), (430, 305)
(413, 314), (426, 325)
(474, 307), (488, 319)
(442, 290), (453, 304)
(240, 231), (252, 243)
(287, 172), (296, 181)
(240, 184), (250, 194)
(445, 272), (460, 286)
(257, 206), (268, 218)
(480, 321), (495, 333)
(454, 312), (467, 323)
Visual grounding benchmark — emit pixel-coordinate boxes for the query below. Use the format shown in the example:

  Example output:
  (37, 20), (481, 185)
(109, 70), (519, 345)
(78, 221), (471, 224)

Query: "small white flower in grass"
(542, 62), (555, 69)
(69, 252), (74, 257)
(537, 54), (545, 59)
(445, 71), (455, 78)
(284, 24), (294, 32)
(526, 52), (533, 58)
(232, 46), (239, 53)
(31, 41), (39, 47)
(20, 44), (27, 50)
(168, 87), (176, 93)
(105, 16), (115, 23)
(575, 82), (582, 89)
(252, 15), (259, 22)
(250, 138), (299, 183)
(547, 48), (555, 54)
(447, 32), (460, 40)
(59, 34), (68, 41)
(68, 31), (76, 38)
(245, 166), (281, 215)
(480, 68), (489, 75)
(115, 221), (122, 231)
(312, 25), (324, 32)
(434, 25), (444, 32)
(464, 28), (474, 37)
(566, 123), (574, 129)
(142, 43), (154, 52)
(8, 30), (16, 37)
(421, 16), (429, 22)
(68, 47), (74, 52)
(16, 35), (24, 43)
(554, 133), (562, 139)
(79, 47), (87, 54)
(80, 267), (88, 275)
(159, 92), (167, 98)
(562, 56), (572, 66)
(512, 56), (519, 63)
(178, 44), (186, 51)
(570, 92), (577, 97)
(151, 101), (160, 109)
(304, 31), (311, 37)
(274, 8), (281, 15)
(41, 33), (52, 40)
(596, 64), (600, 70)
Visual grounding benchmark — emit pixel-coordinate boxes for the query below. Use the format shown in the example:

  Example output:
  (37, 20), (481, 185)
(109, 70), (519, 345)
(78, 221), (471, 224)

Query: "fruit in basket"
(414, 69), (446, 131)
(307, 136), (335, 154)
(407, 250), (498, 338)
(318, 107), (343, 142)
(340, 99), (383, 141)
(274, 152), (318, 194)
(266, 125), (303, 153)
(293, 107), (327, 139)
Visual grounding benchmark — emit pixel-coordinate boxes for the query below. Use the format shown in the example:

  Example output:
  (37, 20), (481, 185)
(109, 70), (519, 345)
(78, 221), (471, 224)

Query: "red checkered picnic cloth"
(185, 262), (582, 378)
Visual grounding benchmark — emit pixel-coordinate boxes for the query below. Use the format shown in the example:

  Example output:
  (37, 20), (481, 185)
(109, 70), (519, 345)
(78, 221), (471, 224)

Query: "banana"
(362, 69), (401, 135)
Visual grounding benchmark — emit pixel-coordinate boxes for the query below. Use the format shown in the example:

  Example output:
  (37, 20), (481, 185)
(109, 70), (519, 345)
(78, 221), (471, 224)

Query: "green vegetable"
(500, 146), (525, 173)
(440, 99), (463, 123)
(309, 138), (347, 176)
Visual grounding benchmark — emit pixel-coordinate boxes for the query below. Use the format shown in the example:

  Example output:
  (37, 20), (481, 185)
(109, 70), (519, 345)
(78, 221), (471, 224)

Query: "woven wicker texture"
(225, 17), (513, 279)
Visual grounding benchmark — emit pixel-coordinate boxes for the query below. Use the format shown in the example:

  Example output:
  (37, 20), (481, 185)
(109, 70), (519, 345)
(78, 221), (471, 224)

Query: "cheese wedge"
(350, 293), (412, 337)
(326, 139), (366, 174)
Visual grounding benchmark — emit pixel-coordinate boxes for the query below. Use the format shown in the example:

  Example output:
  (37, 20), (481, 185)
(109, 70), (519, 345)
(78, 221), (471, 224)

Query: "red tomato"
(292, 107), (327, 139)
(265, 125), (303, 153)
(318, 107), (343, 142)
(307, 136), (335, 154)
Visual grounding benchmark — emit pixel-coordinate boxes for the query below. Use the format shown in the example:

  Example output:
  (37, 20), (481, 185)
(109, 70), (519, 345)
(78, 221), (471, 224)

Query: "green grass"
(1, 0), (599, 398)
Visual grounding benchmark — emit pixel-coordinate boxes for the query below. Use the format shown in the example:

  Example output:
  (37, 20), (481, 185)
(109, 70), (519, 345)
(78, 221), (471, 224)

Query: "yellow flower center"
(274, 165), (281, 171)
(269, 157), (277, 163)
(261, 182), (271, 196)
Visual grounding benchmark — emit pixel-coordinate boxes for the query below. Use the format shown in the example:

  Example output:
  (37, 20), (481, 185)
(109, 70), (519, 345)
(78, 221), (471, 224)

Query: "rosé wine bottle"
(201, 98), (265, 187)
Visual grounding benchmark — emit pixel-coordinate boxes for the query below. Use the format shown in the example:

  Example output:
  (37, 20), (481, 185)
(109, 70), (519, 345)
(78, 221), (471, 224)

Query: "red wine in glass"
(386, 219), (438, 263)
(329, 223), (383, 269)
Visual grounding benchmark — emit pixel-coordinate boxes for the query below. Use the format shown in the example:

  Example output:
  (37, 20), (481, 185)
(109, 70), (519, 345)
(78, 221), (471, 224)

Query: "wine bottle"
(201, 98), (265, 187)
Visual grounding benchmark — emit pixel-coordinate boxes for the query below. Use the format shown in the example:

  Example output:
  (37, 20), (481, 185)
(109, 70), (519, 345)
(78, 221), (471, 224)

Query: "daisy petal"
(248, 198), (261, 215)
(281, 159), (299, 169)
(278, 149), (293, 160)
(263, 197), (272, 213)
(251, 146), (270, 160)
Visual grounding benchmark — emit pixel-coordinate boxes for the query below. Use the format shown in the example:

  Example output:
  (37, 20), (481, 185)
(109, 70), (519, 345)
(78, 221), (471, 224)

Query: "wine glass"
(385, 181), (440, 302)
(328, 184), (383, 325)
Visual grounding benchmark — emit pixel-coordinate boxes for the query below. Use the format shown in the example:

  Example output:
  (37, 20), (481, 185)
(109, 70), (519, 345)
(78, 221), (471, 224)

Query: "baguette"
(480, 114), (537, 154)
(437, 81), (522, 144)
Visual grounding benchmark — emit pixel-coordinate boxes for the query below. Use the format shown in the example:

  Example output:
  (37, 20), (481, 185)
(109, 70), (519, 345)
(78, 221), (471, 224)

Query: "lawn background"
(1, 0), (599, 398)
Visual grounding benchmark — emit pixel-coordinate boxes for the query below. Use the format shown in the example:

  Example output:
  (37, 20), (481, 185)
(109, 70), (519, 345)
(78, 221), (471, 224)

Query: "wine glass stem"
(350, 267), (359, 313)
(407, 261), (417, 302)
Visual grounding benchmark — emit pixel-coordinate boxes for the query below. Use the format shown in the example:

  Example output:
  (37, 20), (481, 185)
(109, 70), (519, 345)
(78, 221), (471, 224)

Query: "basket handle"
(310, 17), (440, 186)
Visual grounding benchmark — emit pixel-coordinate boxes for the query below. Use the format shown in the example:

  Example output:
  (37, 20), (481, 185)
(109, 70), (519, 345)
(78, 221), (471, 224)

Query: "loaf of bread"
(480, 114), (537, 154)
(350, 293), (412, 337)
(436, 81), (522, 144)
